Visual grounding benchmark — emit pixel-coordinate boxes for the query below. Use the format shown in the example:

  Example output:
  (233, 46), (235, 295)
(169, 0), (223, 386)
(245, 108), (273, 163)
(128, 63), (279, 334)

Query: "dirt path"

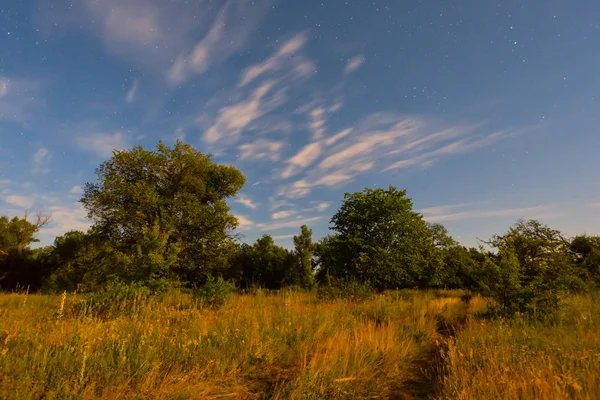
(395, 295), (472, 400)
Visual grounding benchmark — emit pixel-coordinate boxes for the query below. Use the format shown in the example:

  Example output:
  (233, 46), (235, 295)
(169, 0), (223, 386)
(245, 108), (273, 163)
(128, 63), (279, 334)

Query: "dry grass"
(0, 289), (464, 399)
(438, 292), (600, 400)
(2, 289), (598, 399)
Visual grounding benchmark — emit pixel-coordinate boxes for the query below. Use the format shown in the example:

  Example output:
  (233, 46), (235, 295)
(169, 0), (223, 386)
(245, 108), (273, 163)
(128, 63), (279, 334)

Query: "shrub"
(192, 276), (235, 308)
(77, 280), (153, 319)
(316, 278), (374, 302)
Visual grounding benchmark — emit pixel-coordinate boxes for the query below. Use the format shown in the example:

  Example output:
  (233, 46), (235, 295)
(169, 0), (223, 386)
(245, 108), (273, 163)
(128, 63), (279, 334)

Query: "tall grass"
(2, 289), (598, 399)
(0, 289), (464, 399)
(438, 291), (600, 400)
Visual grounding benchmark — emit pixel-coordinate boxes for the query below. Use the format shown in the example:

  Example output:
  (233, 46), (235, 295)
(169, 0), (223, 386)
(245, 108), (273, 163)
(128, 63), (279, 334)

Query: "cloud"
(239, 139), (283, 161)
(303, 202), (331, 212)
(256, 215), (322, 230)
(344, 55), (365, 74)
(272, 210), (295, 220)
(125, 80), (139, 103)
(420, 202), (564, 223)
(234, 214), (255, 230)
(239, 32), (308, 87)
(3, 195), (35, 209)
(32, 147), (51, 174)
(168, 0), (273, 84)
(203, 81), (286, 145)
(76, 131), (131, 158)
(319, 118), (420, 170)
(39, 204), (91, 237)
(0, 77), (8, 97)
(70, 186), (83, 194)
(0, 76), (42, 123)
(383, 128), (524, 172)
(272, 234), (295, 240)
(309, 107), (326, 140)
(233, 195), (259, 210)
(281, 142), (323, 179)
(589, 203), (600, 208)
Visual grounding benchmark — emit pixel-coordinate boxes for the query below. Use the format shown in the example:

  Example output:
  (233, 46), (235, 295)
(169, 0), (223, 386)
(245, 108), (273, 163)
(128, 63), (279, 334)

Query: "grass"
(438, 293), (600, 400)
(0, 289), (598, 399)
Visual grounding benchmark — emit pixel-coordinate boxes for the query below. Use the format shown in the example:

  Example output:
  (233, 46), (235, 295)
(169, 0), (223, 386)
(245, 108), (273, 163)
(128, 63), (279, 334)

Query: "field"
(0, 289), (599, 399)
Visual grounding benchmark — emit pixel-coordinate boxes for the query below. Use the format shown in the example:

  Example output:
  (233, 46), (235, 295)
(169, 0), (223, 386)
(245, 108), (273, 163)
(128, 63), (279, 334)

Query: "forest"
(1, 141), (599, 399)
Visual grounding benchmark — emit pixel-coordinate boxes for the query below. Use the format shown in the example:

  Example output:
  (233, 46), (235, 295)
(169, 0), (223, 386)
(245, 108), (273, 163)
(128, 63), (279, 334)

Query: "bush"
(77, 281), (153, 319)
(317, 278), (374, 302)
(192, 276), (235, 308)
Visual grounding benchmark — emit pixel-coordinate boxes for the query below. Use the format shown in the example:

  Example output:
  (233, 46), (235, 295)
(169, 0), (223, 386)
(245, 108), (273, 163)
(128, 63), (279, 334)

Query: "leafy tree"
(477, 219), (583, 317)
(327, 186), (439, 289)
(43, 231), (100, 292)
(80, 140), (245, 288)
(291, 225), (315, 289)
(0, 212), (51, 290)
(569, 235), (600, 286)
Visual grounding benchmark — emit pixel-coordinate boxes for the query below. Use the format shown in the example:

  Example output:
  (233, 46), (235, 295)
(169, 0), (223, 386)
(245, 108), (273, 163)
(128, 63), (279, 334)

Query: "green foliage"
(570, 235), (600, 287)
(80, 140), (245, 288)
(476, 219), (581, 318)
(231, 234), (294, 289)
(0, 213), (52, 291)
(76, 281), (153, 319)
(325, 186), (439, 289)
(316, 278), (375, 302)
(291, 225), (315, 289)
(192, 276), (235, 308)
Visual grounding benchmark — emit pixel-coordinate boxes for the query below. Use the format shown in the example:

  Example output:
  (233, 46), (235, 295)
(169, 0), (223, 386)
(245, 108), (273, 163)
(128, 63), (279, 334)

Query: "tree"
(291, 225), (315, 289)
(477, 219), (583, 317)
(232, 235), (292, 289)
(569, 235), (600, 286)
(43, 231), (99, 292)
(0, 212), (51, 290)
(80, 140), (245, 288)
(328, 186), (439, 289)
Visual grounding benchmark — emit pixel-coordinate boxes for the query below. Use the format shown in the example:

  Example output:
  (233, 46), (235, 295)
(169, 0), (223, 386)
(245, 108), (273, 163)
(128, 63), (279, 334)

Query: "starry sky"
(1, 0), (599, 248)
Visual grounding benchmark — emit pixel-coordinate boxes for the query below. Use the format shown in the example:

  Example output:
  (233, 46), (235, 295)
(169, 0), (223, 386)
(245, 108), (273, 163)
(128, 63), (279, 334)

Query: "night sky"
(1, 0), (599, 247)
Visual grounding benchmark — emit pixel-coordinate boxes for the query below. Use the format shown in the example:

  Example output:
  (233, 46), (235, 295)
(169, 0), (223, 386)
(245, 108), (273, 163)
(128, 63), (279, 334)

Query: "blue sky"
(1, 0), (599, 248)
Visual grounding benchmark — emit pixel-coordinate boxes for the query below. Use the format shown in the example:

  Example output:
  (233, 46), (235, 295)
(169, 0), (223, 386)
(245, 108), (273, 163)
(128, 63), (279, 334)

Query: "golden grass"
(0, 289), (464, 399)
(438, 292), (600, 400)
(1, 289), (599, 399)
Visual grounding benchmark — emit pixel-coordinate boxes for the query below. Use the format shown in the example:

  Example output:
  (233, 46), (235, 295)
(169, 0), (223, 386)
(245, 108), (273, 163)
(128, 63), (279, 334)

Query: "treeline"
(1, 141), (599, 316)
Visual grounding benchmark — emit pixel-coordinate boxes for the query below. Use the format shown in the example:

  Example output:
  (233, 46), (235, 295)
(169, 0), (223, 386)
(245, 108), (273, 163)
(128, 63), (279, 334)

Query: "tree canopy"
(80, 140), (245, 288)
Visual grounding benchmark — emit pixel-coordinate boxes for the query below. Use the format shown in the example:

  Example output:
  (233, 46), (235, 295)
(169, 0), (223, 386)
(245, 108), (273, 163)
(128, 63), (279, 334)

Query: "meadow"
(0, 289), (598, 400)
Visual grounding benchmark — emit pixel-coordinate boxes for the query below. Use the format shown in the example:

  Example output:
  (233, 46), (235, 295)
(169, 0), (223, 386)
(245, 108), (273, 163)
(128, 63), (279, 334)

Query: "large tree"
(291, 225), (315, 289)
(327, 186), (440, 289)
(0, 212), (51, 290)
(80, 140), (245, 287)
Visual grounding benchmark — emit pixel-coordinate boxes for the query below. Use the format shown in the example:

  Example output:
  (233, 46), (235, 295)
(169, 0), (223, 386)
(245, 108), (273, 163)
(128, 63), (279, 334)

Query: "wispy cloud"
(0, 76), (42, 123)
(168, 0), (273, 84)
(203, 81), (286, 145)
(239, 139), (284, 161)
(256, 215), (322, 230)
(272, 210), (295, 220)
(70, 186), (83, 195)
(234, 214), (255, 230)
(31, 147), (51, 174)
(233, 195), (259, 210)
(239, 32), (308, 87)
(272, 234), (295, 240)
(125, 80), (139, 103)
(76, 131), (130, 158)
(420, 202), (564, 223)
(344, 55), (365, 74)
(303, 202), (331, 212)
(39, 204), (91, 237)
(281, 142), (323, 179)
(3, 195), (35, 209)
